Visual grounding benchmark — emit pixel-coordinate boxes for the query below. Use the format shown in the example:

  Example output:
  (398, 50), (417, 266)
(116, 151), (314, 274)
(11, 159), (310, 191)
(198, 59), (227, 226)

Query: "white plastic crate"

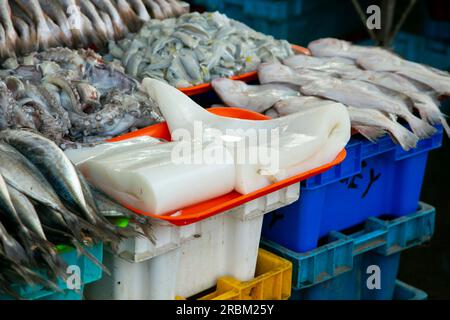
(85, 183), (300, 300)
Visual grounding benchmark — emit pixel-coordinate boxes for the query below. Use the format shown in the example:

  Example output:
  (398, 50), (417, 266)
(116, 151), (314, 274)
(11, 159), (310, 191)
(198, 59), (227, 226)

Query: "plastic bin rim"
(107, 107), (346, 226)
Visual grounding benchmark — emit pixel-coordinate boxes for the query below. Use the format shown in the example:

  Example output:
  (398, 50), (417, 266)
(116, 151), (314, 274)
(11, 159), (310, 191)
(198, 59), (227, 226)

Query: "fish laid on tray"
(211, 37), (450, 151)
(105, 11), (294, 87)
(0, 0), (189, 59)
(0, 47), (163, 149)
(0, 129), (154, 299)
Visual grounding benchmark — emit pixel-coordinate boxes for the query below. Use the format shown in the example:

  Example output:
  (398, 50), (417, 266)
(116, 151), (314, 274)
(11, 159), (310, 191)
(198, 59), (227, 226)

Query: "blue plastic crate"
(192, 0), (361, 45)
(0, 242), (103, 300)
(424, 18), (450, 43)
(393, 280), (428, 300)
(193, 0), (332, 20)
(261, 201), (435, 300)
(262, 127), (442, 253)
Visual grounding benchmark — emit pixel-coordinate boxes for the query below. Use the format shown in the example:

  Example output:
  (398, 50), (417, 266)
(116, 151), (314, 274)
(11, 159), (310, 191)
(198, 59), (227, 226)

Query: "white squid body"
(141, 78), (351, 194)
(66, 136), (236, 215)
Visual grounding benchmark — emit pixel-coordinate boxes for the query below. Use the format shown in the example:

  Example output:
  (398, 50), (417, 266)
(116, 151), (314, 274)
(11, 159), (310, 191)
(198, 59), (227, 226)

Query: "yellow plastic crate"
(177, 248), (292, 300)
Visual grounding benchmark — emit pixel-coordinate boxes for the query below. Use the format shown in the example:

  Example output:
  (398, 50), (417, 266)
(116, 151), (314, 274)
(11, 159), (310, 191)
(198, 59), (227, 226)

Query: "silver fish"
(212, 77), (300, 113)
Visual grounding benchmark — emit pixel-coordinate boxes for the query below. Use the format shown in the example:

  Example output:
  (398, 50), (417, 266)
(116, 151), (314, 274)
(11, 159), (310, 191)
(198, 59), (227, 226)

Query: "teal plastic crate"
(393, 280), (428, 300)
(261, 202), (435, 299)
(0, 242), (103, 300)
(192, 0), (362, 45)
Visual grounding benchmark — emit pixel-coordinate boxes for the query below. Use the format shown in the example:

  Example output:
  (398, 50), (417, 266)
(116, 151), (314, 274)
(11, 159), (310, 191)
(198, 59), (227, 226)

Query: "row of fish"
(105, 11), (294, 87)
(0, 47), (163, 149)
(211, 38), (450, 150)
(0, 129), (153, 298)
(0, 0), (189, 59)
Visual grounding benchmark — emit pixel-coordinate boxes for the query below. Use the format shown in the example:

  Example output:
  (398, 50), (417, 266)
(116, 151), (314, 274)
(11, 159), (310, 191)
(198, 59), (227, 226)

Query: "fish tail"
(70, 240), (111, 276)
(9, 262), (61, 293)
(1, 234), (31, 266)
(387, 122), (419, 151)
(19, 232), (67, 282)
(405, 113), (437, 139)
(131, 218), (156, 244)
(353, 125), (386, 143)
(77, 217), (122, 250)
(417, 105), (450, 137)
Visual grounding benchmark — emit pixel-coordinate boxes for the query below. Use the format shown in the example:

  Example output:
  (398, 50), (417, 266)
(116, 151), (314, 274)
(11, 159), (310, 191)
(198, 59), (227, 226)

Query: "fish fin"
(70, 240), (111, 276)
(131, 218), (156, 245)
(0, 233), (30, 266)
(19, 232), (67, 282)
(353, 125), (386, 143)
(387, 123), (419, 151)
(405, 114), (437, 139)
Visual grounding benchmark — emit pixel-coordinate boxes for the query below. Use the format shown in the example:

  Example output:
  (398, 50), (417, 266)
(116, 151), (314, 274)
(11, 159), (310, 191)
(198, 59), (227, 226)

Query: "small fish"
(79, 0), (109, 43)
(0, 0), (18, 51)
(142, 0), (165, 20)
(212, 77), (300, 113)
(15, 0), (53, 49)
(7, 185), (47, 241)
(91, 0), (129, 38)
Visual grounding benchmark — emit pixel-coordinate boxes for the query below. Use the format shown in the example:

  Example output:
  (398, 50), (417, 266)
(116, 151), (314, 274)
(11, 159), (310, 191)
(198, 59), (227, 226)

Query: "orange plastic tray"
(179, 44), (311, 96)
(108, 107), (346, 225)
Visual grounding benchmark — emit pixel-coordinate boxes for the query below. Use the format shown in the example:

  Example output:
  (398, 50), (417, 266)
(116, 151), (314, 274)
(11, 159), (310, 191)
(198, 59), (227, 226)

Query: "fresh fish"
(129, 0), (152, 22)
(273, 96), (335, 116)
(91, 0), (129, 39)
(38, 0), (73, 46)
(79, 0), (109, 43)
(357, 52), (450, 96)
(0, 0), (18, 50)
(283, 54), (355, 70)
(212, 77), (300, 113)
(0, 208), (29, 265)
(143, 0), (165, 20)
(299, 77), (437, 139)
(114, 0), (141, 32)
(59, 0), (84, 47)
(0, 170), (64, 278)
(0, 130), (122, 242)
(7, 185), (46, 241)
(15, 0), (53, 49)
(258, 62), (327, 86)
(154, 0), (175, 18)
(348, 107), (419, 150)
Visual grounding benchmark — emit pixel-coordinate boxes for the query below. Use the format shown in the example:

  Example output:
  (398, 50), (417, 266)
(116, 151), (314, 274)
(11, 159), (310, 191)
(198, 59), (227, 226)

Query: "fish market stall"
(0, 0), (449, 303)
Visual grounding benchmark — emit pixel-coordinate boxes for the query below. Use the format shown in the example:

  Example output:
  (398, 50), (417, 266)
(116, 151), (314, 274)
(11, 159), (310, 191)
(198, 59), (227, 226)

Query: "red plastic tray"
(108, 107), (346, 225)
(179, 44), (311, 96)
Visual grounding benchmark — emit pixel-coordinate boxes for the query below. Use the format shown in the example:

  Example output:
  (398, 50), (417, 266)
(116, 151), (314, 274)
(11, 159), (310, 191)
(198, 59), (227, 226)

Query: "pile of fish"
(0, 47), (162, 149)
(105, 11), (294, 87)
(0, 0), (189, 59)
(212, 38), (450, 151)
(0, 129), (153, 298)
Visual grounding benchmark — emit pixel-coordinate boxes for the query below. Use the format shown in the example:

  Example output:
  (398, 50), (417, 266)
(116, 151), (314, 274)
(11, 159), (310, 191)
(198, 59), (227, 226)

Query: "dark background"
(188, 0), (450, 299)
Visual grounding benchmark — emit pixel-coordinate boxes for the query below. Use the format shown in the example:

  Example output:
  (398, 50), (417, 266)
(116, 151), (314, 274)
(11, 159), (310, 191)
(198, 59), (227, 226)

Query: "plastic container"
(262, 127), (442, 253)
(176, 248), (292, 300)
(261, 202), (435, 300)
(193, 0), (361, 46)
(85, 183), (300, 300)
(0, 243), (103, 300)
(109, 106), (346, 226)
(393, 280), (428, 300)
(195, 0), (340, 21)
